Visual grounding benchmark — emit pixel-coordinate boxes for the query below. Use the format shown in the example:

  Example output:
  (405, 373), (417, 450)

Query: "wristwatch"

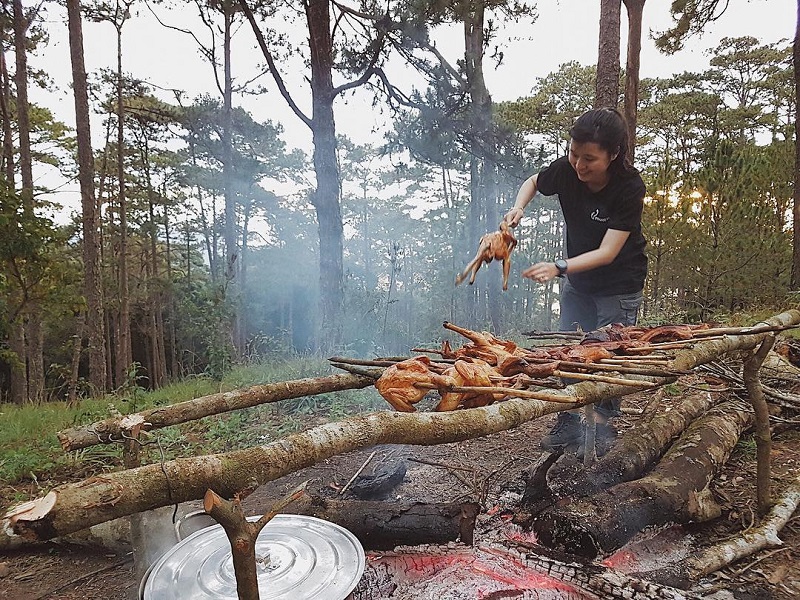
(554, 259), (568, 277)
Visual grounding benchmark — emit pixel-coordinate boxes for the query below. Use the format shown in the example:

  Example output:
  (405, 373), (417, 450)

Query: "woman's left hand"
(522, 262), (558, 284)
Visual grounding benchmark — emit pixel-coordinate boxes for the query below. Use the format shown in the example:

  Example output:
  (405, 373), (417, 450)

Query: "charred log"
(543, 386), (722, 501)
(279, 496), (480, 550)
(532, 399), (754, 558)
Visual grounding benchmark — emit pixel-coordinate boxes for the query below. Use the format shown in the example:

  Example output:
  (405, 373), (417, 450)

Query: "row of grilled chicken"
(374, 321), (709, 412)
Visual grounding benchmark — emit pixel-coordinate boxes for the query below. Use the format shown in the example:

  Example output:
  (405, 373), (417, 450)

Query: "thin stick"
(553, 360), (690, 377)
(330, 356), (400, 367)
(407, 456), (476, 472)
(411, 347), (444, 355)
(599, 356), (671, 363)
(524, 331), (584, 339)
(694, 323), (799, 337)
(339, 450), (377, 496)
(411, 383), (574, 403)
(551, 370), (658, 387)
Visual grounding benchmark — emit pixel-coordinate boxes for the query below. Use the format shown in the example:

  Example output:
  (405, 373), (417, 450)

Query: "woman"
(503, 107), (647, 453)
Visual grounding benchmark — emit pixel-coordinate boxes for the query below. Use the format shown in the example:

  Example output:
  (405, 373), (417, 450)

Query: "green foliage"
(0, 358), (382, 490)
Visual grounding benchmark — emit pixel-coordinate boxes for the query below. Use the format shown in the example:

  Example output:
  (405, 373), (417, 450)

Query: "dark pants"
(559, 279), (643, 418)
(559, 279), (643, 331)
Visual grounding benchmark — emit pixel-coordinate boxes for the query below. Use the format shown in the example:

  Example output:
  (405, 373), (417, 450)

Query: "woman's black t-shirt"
(536, 156), (647, 296)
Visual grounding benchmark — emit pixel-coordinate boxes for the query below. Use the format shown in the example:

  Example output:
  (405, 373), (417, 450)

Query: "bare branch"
(237, 0), (312, 129)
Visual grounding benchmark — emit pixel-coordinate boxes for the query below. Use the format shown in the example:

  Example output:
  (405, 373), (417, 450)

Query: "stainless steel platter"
(141, 514), (365, 599)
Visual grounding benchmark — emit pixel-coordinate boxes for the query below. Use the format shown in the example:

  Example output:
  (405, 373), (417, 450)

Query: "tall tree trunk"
(8, 320), (26, 403)
(463, 3), (501, 332)
(163, 195), (179, 377)
(67, 313), (85, 407)
(792, 0), (800, 289)
(0, 50), (14, 180)
(115, 16), (132, 387)
(223, 2), (237, 284)
(143, 139), (165, 388)
(596, 0), (621, 108)
(622, 0), (646, 160)
(13, 0), (43, 403)
(1, 39), (22, 404)
(67, 0), (107, 393)
(307, 0), (344, 350)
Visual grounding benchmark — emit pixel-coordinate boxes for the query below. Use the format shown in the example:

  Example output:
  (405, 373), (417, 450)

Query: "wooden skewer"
(692, 323), (799, 337)
(412, 382), (576, 403)
(550, 359), (690, 377)
(523, 331), (584, 339)
(551, 370), (658, 387)
(599, 356), (671, 363)
(332, 355), (679, 381)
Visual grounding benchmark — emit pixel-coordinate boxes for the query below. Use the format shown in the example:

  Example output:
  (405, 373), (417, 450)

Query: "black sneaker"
(540, 413), (583, 451)
(577, 422), (618, 459)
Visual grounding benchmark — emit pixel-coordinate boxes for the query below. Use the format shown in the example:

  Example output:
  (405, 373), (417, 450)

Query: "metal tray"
(141, 514), (365, 599)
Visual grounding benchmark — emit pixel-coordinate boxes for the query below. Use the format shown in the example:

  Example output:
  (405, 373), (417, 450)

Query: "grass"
(0, 358), (384, 502)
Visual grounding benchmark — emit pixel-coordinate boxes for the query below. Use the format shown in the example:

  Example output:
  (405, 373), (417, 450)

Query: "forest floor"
(1, 382), (799, 600)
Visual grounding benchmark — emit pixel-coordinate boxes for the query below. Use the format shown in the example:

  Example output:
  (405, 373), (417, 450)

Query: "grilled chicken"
(375, 356), (455, 412)
(435, 359), (503, 411)
(455, 221), (517, 291)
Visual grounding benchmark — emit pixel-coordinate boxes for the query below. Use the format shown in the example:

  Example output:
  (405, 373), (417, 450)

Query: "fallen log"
(278, 496), (480, 550)
(532, 399), (754, 558)
(57, 373), (375, 452)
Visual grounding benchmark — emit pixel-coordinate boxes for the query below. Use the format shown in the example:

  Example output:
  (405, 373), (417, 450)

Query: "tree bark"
(532, 400), (753, 558)
(114, 12), (132, 388)
(792, 0), (800, 289)
(668, 310), (800, 371)
(622, 0), (646, 159)
(67, 313), (85, 407)
(306, 0), (344, 350)
(57, 372), (376, 451)
(595, 0), (622, 108)
(8, 320), (26, 403)
(13, 0), (44, 403)
(67, 0), (107, 393)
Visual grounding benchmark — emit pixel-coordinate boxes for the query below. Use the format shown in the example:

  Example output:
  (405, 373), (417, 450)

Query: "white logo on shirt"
(590, 209), (609, 222)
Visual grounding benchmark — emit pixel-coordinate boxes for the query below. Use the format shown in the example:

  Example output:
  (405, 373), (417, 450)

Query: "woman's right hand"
(503, 207), (524, 227)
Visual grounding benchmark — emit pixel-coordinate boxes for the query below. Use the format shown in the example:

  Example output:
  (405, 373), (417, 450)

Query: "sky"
(28, 0), (797, 211)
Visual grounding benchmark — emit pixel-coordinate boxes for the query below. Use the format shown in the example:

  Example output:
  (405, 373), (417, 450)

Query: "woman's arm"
(504, 174), (539, 227)
(522, 229), (631, 283)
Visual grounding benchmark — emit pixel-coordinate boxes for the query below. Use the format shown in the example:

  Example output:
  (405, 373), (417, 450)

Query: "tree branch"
(237, 0), (312, 129)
